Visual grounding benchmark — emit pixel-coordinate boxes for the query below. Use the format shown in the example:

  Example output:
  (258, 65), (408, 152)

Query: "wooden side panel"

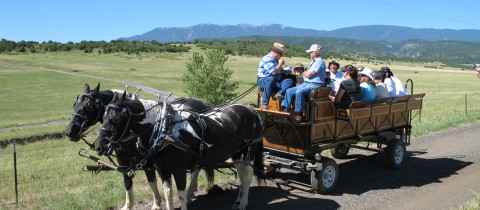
(407, 100), (422, 110)
(372, 105), (389, 115)
(314, 101), (335, 120)
(262, 123), (309, 151)
(392, 110), (408, 127)
(351, 107), (370, 119)
(336, 119), (356, 138)
(263, 139), (305, 155)
(357, 117), (375, 134)
(311, 120), (335, 143)
(375, 114), (392, 130)
(373, 104), (391, 130)
(391, 102), (406, 112)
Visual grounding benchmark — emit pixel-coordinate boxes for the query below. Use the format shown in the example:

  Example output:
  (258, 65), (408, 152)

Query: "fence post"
(14, 140), (18, 205)
(465, 89), (468, 115)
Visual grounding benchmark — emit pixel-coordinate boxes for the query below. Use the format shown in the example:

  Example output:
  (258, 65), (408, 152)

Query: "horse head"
(65, 83), (105, 142)
(95, 91), (131, 155)
(94, 91), (155, 156)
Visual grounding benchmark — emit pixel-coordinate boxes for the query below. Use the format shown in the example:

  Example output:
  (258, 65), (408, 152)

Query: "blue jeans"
(281, 82), (321, 112)
(258, 76), (294, 105)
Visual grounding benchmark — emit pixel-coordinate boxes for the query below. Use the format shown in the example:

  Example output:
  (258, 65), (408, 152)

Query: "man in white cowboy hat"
(281, 44), (326, 122)
(257, 42), (294, 109)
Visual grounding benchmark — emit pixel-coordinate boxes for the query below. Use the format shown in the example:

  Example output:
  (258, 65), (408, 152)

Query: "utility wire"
(443, 0), (480, 11)
(371, 0), (480, 28)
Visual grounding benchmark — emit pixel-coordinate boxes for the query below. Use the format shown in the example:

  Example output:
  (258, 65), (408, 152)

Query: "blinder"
(70, 93), (103, 132)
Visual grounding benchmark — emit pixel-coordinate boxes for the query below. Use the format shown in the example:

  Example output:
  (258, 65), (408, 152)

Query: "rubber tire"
(310, 157), (339, 194)
(385, 139), (406, 169)
(330, 143), (350, 159)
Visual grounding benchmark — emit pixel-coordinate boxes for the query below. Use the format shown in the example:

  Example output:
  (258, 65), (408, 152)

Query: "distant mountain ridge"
(119, 24), (480, 43)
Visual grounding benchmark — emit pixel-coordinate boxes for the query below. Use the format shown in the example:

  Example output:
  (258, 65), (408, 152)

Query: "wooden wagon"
(255, 82), (425, 193)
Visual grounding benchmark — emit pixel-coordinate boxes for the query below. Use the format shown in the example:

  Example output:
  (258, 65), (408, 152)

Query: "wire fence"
(0, 140), (127, 208)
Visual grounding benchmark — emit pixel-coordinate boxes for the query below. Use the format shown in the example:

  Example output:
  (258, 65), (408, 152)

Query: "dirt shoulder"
(184, 123), (480, 210)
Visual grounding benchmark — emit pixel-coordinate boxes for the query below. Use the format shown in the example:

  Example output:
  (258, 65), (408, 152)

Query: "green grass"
(458, 196), (480, 210)
(2, 48), (480, 208)
(0, 136), (236, 209)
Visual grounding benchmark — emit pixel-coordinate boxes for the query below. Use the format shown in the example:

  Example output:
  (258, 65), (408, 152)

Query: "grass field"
(1, 47), (480, 209)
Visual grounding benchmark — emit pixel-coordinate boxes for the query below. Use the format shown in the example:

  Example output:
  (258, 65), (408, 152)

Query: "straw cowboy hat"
(272, 42), (286, 55)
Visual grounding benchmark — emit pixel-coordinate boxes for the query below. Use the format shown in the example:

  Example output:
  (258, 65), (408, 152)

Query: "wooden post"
(14, 141), (18, 205)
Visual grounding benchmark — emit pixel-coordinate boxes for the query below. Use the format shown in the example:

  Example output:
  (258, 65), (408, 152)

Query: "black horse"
(65, 83), (212, 210)
(95, 91), (264, 210)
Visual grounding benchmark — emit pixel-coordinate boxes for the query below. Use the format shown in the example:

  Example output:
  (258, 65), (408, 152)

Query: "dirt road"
(185, 123), (480, 210)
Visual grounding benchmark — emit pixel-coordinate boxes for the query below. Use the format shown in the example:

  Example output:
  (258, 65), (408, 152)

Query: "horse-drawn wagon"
(255, 82), (424, 193)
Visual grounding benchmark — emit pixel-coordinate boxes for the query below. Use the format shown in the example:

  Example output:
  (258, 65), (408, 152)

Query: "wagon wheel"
(330, 143), (350, 159)
(385, 138), (406, 169)
(310, 157), (339, 194)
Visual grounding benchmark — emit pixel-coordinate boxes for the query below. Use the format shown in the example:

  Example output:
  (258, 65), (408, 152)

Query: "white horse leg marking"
(148, 180), (162, 210)
(238, 162), (254, 210)
(233, 158), (245, 209)
(121, 188), (134, 210)
(178, 190), (188, 210)
(187, 168), (200, 203)
(163, 180), (174, 210)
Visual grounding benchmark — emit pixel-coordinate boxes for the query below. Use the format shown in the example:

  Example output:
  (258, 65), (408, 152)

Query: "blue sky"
(1, 0), (479, 43)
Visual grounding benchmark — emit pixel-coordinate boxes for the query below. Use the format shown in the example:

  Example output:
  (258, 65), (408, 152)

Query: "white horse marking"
(163, 180), (174, 210)
(148, 180), (162, 210)
(121, 188), (134, 210)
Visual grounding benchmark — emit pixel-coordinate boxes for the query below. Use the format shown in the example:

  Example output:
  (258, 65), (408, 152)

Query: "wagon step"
(265, 155), (298, 168)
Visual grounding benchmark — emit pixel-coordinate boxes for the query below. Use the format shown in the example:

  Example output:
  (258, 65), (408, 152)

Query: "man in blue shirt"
(281, 44), (326, 122)
(257, 43), (294, 110)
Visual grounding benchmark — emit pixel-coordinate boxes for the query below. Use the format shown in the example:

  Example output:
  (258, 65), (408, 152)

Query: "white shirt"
(329, 71), (344, 94)
(384, 76), (408, 97)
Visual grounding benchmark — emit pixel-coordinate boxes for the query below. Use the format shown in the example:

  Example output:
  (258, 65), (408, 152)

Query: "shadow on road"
(187, 149), (472, 209)
(188, 184), (340, 210)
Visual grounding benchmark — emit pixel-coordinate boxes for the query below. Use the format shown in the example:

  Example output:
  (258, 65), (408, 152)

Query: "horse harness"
(129, 102), (263, 175)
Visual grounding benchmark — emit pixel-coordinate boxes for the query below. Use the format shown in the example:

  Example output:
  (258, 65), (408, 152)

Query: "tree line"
(0, 39), (191, 54)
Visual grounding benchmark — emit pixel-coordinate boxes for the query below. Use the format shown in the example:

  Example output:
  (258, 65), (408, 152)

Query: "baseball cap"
(374, 72), (385, 79)
(306, 44), (322, 53)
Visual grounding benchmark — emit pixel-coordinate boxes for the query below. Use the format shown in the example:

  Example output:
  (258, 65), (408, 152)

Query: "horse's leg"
(173, 168), (188, 210)
(186, 167), (200, 203)
(161, 175), (174, 210)
(233, 157), (254, 210)
(145, 168), (161, 210)
(121, 173), (135, 210)
(232, 158), (245, 210)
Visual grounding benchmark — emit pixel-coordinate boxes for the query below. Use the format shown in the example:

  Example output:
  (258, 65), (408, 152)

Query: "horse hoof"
(231, 202), (240, 209)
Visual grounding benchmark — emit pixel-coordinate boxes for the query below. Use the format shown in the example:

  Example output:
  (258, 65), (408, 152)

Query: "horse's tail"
(204, 167), (215, 189)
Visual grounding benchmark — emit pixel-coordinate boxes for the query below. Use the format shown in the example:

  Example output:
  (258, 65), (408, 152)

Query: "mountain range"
(119, 24), (480, 43)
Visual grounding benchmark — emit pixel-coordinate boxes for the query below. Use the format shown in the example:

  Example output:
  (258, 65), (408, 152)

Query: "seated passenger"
(328, 60), (344, 95)
(257, 42), (295, 109)
(330, 65), (361, 109)
(358, 68), (376, 101)
(281, 44), (326, 122)
(374, 72), (388, 99)
(381, 66), (408, 97)
(293, 63), (305, 86)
